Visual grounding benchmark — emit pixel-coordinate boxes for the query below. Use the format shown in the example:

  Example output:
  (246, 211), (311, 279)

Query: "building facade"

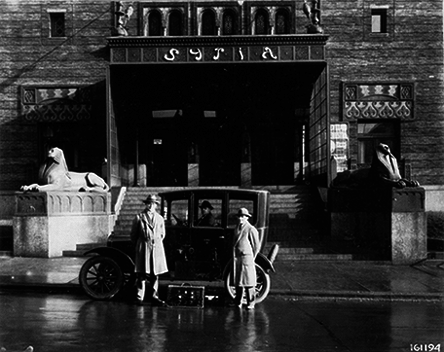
(0, 1), (443, 193)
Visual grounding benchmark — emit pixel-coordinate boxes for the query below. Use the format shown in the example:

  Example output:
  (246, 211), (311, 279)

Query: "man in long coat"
(232, 207), (260, 309)
(130, 194), (168, 306)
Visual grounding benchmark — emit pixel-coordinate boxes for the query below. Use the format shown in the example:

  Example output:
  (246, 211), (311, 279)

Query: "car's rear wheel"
(79, 256), (124, 300)
(224, 264), (271, 304)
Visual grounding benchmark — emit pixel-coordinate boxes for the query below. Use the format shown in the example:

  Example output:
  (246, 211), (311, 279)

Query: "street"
(0, 291), (442, 352)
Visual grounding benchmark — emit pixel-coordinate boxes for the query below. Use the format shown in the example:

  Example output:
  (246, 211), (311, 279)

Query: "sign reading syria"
(108, 36), (328, 64)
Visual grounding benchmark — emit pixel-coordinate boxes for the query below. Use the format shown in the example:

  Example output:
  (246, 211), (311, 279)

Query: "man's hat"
(237, 207), (252, 218)
(199, 200), (213, 210)
(142, 194), (160, 204)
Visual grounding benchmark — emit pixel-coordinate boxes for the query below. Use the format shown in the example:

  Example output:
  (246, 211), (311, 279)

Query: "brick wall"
(0, 0), (111, 190)
(324, 0), (444, 185)
(0, 0), (443, 190)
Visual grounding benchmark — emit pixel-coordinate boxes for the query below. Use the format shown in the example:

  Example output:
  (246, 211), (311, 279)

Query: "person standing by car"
(232, 207), (260, 309)
(130, 194), (168, 306)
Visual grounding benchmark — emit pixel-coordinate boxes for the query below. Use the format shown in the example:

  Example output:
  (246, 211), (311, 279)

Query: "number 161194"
(410, 344), (441, 352)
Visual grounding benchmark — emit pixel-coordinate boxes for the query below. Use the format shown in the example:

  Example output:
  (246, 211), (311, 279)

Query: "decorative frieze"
(16, 192), (111, 216)
(21, 86), (92, 122)
(342, 83), (415, 121)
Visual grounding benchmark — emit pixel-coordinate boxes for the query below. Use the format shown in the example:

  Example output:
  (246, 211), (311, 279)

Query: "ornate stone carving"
(16, 192), (111, 215)
(343, 83), (415, 121)
(20, 147), (109, 193)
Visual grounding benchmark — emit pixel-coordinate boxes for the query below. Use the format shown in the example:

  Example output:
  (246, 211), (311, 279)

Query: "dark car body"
(79, 188), (278, 302)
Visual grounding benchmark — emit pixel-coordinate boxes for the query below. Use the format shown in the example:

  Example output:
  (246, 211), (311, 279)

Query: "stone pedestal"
(329, 187), (426, 264)
(13, 192), (113, 258)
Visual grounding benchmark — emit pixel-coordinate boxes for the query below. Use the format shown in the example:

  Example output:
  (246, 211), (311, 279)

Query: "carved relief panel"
(342, 83), (415, 121)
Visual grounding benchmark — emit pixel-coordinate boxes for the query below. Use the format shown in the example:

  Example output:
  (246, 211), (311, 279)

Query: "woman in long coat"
(232, 207), (260, 309)
(130, 194), (168, 306)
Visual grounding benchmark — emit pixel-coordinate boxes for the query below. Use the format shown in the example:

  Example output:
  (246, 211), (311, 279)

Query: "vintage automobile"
(79, 188), (279, 303)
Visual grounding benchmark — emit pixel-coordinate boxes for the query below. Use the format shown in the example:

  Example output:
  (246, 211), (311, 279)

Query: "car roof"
(159, 188), (269, 198)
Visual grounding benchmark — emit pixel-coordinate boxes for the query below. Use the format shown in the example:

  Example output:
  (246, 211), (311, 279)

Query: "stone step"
(428, 251), (444, 260)
(0, 250), (12, 257)
(76, 243), (106, 250)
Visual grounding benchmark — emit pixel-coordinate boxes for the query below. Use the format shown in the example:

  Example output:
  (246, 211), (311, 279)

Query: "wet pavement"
(0, 256), (443, 301)
(0, 292), (443, 352)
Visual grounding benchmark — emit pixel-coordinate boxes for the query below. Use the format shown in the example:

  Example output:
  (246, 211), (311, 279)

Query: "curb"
(269, 289), (444, 302)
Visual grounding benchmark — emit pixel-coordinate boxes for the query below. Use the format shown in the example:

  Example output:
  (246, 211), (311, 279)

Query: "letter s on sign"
(164, 48), (179, 61)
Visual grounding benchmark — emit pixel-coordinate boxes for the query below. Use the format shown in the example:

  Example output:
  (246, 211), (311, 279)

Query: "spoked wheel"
(79, 256), (124, 300)
(224, 264), (271, 304)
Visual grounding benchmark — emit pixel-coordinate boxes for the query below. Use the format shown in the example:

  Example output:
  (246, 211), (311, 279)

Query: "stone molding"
(15, 192), (111, 216)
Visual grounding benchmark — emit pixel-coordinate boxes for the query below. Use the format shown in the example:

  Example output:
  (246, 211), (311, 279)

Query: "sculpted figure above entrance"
(20, 147), (109, 193)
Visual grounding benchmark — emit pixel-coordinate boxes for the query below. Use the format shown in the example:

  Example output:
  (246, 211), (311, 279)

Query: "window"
(195, 198), (222, 227)
(371, 9), (387, 33)
(166, 198), (189, 227)
(275, 9), (290, 34)
(201, 10), (217, 35)
(49, 12), (65, 37)
(357, 121), (399, 166)
(168, 10), (183, 36)
(228, 198), (255, 228)
(222, 9), (237, 35)
(148, 10), (163, 36)
(254, 9), (269, 35)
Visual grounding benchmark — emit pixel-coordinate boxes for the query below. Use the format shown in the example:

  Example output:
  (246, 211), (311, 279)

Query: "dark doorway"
(142, 112), (188, 186)
(110, 62), (325, 187)
(250, 110), (296, 185)
(198, 112), (242, 186)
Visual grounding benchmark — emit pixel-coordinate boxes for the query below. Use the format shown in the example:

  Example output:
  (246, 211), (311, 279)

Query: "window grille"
(275, 9), (289, 34)
(254, 9), (269, 35)
(222, 9), (237, 35)
(50, 12), (65, 37)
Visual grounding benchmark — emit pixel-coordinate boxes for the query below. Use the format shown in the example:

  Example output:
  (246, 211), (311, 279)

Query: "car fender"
(256, 253), (275, 273)
(84, 247), (135, 273)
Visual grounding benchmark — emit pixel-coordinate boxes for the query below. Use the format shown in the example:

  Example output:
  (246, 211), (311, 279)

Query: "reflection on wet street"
(0, 292), (443, 352)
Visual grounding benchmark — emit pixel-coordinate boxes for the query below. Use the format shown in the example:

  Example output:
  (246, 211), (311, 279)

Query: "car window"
(228, 199), (255, 228)
(167, 198), (189, 227)
(195, 198), (222, 227)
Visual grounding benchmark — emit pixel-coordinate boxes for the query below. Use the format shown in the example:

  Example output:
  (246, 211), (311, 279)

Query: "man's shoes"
(247, 304), (255, 310)
(151, 297), (168, 307)
(134, 299), (144, 306)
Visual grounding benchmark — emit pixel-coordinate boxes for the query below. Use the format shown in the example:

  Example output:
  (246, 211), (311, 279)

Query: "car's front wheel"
(224, 264), (271, 304)
(79, 256), (124, 300)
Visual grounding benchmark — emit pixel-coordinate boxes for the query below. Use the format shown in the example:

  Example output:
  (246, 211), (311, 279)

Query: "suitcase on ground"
(166, 283), (205, 308)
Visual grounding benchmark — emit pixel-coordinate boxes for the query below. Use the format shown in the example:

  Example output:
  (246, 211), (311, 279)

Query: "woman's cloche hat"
(142, 194), (160, 204)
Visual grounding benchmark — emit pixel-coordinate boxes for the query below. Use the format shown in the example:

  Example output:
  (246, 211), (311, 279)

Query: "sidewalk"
(0, 256), (443, 301)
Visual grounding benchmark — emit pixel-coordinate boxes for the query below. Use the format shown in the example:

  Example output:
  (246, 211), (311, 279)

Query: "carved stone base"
(329, 187), (427, 264)
(13, 192), (113, 258)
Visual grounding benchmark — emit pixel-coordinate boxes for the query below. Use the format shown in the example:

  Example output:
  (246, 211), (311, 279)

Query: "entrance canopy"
(106, 35), (330, 187)
(110, 61), (325, 112)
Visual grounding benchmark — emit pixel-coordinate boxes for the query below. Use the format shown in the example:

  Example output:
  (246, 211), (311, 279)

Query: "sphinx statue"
(20, 147), (109, 193)
(331, 143), (420, 189)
